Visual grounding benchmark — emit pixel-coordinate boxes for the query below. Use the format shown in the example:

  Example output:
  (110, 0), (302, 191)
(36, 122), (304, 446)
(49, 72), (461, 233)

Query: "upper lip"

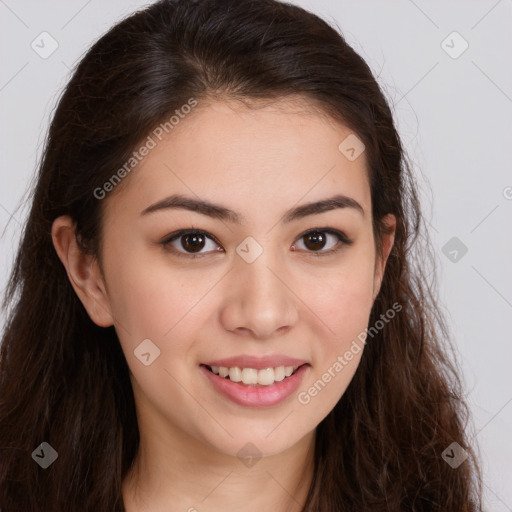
(202, 355), (309, 370)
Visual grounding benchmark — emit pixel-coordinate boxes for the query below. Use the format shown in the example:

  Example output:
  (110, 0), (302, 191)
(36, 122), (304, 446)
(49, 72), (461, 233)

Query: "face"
(57, 97), (395, 460)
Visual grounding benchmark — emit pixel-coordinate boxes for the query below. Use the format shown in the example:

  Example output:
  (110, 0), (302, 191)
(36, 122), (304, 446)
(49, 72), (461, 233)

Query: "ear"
(372, 213), (396, 302)
(51, 215), (113, 327)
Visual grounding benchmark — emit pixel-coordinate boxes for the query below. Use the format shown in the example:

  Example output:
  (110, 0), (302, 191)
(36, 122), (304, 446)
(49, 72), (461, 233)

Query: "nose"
(219, 250), (299, 339)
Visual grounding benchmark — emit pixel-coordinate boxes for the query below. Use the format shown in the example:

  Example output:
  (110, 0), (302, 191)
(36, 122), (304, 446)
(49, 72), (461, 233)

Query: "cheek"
(107, 267), (198, 343)
(302, 252), (376, 337)
(296, 271), (372, 413)
(308, 271), (373, 323)
(105, 266), (203, 399)
(297, 244), (376, 391)
(102, 230), (203, 337)
(306, 277), (373, 383)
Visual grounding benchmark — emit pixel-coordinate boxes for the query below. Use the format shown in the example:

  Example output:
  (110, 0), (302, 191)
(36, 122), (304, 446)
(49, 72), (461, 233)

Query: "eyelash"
(160, 227), (353, 259)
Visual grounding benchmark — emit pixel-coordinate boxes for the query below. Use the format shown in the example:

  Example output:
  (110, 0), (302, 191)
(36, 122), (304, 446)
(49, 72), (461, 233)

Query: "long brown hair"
(0, 0), (482, 510)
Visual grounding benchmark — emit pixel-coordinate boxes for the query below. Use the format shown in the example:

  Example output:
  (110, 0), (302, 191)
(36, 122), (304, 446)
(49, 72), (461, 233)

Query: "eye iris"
(304, 231), (326, 251)
(182, 233), (205, 253)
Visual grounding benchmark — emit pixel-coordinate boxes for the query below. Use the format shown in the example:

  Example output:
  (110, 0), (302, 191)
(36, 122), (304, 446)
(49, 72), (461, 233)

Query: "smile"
(200, 363), (310, 408)
(205, 364), (302, 386)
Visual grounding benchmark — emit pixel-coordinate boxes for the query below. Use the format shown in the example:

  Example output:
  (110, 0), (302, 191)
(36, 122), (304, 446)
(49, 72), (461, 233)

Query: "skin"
(52, 96), (395, 512)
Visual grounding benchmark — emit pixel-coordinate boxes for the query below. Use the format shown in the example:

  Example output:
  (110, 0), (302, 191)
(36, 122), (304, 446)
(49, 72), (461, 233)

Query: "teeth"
(209, 365), (299, 386)
(229, 367), (242, 382)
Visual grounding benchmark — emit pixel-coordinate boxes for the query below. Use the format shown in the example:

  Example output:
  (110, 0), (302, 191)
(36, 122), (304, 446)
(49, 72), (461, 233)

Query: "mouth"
(199, 362), (310, 407)
(200, 363), (307, 387)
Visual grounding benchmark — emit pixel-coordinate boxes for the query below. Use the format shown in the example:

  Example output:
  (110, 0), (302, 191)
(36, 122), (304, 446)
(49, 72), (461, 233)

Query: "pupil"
(183, 233), (204, 253)
(305, 231), (325, 251)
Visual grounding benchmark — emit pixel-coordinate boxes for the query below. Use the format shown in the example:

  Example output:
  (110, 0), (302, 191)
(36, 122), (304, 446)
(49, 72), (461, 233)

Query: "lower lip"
(200, 364), (309, 408)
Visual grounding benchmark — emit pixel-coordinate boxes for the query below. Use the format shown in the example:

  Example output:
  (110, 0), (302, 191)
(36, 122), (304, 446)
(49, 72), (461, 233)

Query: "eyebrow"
(140, 193), (365, 223)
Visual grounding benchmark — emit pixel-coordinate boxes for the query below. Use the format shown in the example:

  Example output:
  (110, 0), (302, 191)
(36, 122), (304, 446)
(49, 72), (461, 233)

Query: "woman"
(0, 0), (482, 510)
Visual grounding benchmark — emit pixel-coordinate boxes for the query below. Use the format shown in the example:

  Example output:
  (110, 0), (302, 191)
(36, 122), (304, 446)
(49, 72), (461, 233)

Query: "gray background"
(0, 0), (511, 509)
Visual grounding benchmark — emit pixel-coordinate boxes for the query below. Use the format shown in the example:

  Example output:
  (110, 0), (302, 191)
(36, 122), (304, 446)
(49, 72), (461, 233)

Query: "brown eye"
(299, 229), (350, 256)
(303, 231), (328, 251)
(162, 229), (222, 258)
(180, 233), (206, 253)
(293, 228), (352, 256)
(161, 227), (352, 260)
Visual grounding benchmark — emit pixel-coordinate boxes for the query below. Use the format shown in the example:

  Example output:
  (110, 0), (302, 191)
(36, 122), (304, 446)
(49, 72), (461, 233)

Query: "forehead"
(104, 97), (371, 224)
